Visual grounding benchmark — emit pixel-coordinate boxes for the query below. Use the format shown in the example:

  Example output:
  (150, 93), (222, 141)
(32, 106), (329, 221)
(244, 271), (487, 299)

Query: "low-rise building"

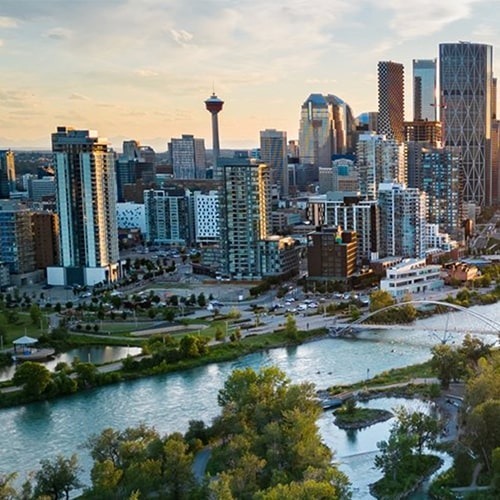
(307, 226), (357, 280)
(380, 258), (443, 298)
(441, 262), (480, 284)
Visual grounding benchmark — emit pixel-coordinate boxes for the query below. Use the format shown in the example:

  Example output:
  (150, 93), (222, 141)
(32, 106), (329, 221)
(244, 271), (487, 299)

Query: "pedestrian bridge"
(329, 300), (500, 340)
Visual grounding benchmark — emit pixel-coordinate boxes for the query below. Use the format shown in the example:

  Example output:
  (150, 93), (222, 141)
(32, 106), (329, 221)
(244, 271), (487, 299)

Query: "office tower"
(492, 120), (500, 205)
(298, 94), (334, 167)
(378, 183), (427, 258)
(439, 42), (493, 206)
(413, 59), (437, 121)
(26, 177), (56, 201)
(0, 150), (16, 198)
(169, 134), (206, 180)
(308, 193), (379, 263)
(325, 94), (357, 154)
(205, 93), (224, 173)
(377, 61), (405, 142)
(260, 129), (288, 196)
(318, 156), (358, 194)
(219, 159), (271, 280)
(144, 187), (189, 245)
(308, 227), (357, 279)
(122, 140), (141, 159)
(356, 133), (405, 200)
(0, 201), (36, 275)
(48, 127), (119, 286)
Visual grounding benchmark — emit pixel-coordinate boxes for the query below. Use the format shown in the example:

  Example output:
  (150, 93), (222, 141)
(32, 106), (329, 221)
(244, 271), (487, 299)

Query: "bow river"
(1, 302), (498, 498)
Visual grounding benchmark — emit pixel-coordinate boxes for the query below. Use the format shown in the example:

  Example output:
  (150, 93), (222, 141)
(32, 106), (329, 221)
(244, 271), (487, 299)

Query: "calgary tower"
(204, 92), (224, 173)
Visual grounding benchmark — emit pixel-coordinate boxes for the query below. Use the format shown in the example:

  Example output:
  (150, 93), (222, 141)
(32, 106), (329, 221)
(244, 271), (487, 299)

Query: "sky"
(0, 0), (499, 151)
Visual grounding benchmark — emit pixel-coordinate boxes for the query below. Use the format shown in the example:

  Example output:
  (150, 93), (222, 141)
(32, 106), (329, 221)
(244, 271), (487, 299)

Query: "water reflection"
(0, 345), (142, 381)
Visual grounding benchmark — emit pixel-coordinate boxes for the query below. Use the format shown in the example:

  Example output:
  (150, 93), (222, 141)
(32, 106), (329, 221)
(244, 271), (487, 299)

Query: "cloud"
(69, 92), (90, 101)
(134, 69), (159, 77)
(306, 78), (338, 84)
(0, 16), (18, 28)
(45, 27), (71, 40)
(373, 0), (482, 39)
(169, 28), (193, 46)
(0, 40), (3, 48)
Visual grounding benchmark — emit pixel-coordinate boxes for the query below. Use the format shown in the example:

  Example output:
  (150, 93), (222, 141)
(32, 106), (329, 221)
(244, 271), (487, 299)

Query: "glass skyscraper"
(439, 42), (493, 206)
(413, 59), (437, 121)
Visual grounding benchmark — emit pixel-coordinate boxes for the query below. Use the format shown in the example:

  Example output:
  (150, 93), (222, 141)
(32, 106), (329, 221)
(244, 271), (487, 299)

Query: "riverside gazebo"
(12, 336), (55, 361)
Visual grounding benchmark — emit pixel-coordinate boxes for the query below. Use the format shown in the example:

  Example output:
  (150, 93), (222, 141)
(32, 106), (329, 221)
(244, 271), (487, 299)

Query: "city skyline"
(0, 0), (499, 150)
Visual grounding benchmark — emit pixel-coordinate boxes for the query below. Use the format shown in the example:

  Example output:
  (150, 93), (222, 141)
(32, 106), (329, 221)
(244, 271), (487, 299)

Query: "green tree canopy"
(13, 361), (51, 396)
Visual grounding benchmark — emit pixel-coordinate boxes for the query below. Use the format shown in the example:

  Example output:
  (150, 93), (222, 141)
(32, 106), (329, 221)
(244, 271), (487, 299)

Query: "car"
(308, 303), (318, 309)
(42, 284), (53, 290)
(64, 285), (73, 290)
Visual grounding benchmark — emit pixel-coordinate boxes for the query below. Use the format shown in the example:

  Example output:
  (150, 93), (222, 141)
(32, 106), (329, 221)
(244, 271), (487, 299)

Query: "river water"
(0, 346), (143, 382)
(0, 302), (498, 497)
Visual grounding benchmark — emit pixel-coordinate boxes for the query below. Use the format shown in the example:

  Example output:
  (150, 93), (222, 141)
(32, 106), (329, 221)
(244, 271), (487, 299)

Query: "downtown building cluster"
(0, 41), (498, 292)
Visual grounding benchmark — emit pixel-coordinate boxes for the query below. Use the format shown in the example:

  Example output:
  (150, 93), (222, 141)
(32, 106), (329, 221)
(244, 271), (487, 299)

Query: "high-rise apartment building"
(219, 159), (271, 280)
(420, 146), (461, 236)
(169, 134), (206, 180)
(192, 190), (220, 245)
(260, 129), (288, 197)
(308, 193), (379, 263)
(413, 59), (437, 121)
(439, 42), (493, 206)
(377, 61), (405, 142)
(144, 187), (189, 245)
(48, 127), (119, 286)
(356, 133), (406, 200)
(0, 201), (36, 276)
(0, 150), (16, 199)
(378, 183), (427, 259)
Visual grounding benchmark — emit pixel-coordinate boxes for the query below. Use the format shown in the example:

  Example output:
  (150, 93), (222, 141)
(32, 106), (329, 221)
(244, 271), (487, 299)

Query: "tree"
(33, 454), (82, 500)
(161, 432), (196, 499)
(465, 400), (500, 472)
(30, 303), (43, 327)
(393, 406), (441, 455)
(197, 293), (206, 308)
(0, 472), (18, 500)
(213, 367), (350, 496)
(430, 343), (464, 389)
(375, 430), (415, 481)
(284, 314), (298, 341)
(369, 290), (395, 313)
(13, 361), (51, 396)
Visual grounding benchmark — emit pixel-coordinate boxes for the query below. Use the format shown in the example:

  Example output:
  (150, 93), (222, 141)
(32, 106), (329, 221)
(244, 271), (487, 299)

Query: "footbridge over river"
(329, 300), (500, 341)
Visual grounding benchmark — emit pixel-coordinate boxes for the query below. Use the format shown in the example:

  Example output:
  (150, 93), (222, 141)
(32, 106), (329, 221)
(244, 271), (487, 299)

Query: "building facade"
(144, 188), (189, 245)
(0, 150), (15, 199)
(169, 134), (206, 180)
(413, 59), (437, 121)
(380, 258), (443, 299)
(307, 227), (357, 279)
(308, 193), (379, 263)
(260, 129), (288, 197)
(48, 127), (120, 286)
(193, 190), (220, 245)
(377, 61), (405, 142)
(378, 183), (427, 259)
(356, 133), (405, 200)
(439, 42), (493, 206)
(219, 159), (271, 280)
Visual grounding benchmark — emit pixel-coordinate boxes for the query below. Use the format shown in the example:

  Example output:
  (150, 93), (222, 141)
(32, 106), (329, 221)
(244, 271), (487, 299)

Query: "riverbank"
(0, 327), (327, 408)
